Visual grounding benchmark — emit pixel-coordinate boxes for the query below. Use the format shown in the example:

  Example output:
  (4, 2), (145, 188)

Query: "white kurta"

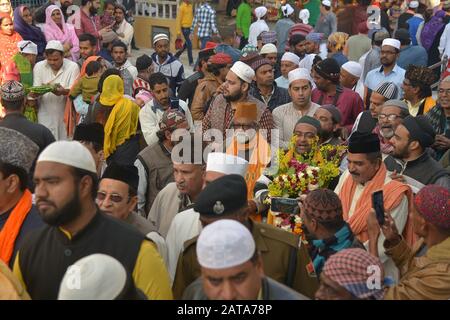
(165, 208), (202, 284)
(139, 99), (193, 146)
(334, 170), (409, 283)
(116, 20), (134, 53)
(248, 19), (269, 47)
(272, 101), (321, 149)
(33, 59), (80, 140)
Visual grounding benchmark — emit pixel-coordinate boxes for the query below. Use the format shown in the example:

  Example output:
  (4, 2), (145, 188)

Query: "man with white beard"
(374, 100), (410, 157)
(165, 152), (249, 283)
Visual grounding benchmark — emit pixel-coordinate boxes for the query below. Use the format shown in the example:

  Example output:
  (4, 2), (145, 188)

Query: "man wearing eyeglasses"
(374, 99), (410, 157)
(97, 162), (156, 236)
(364, 38), (406, 109)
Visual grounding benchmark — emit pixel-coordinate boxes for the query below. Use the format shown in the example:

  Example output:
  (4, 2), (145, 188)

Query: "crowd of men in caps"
(0, 0), (450, 300)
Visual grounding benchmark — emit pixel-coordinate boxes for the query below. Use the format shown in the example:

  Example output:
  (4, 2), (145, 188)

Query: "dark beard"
(320, 130), (333, 141)
(224, 90), (243, 102)
(89, 6), (98, 16)
(39, 189), (82, 226)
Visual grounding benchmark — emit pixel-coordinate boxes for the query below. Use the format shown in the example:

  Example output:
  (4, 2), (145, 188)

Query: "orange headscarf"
(64, 56), (101, 137)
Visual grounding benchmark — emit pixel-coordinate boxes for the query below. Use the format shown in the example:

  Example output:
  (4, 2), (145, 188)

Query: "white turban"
(288, 67), (313, 84)
(282, 4), (294, 17)
(206, 153), (249, 177)
(38, 141), (97, 174)
(230, 61), (255, 83)
(197, 219), (256, 269)
(281, 52), (300, 65)
(299, 9), (310, 25)
(254, 6), (267, 19)
(341, 61), (362, 78)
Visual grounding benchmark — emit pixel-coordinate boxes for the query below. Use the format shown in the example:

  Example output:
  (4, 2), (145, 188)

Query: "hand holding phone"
(372, 190), (385, 226)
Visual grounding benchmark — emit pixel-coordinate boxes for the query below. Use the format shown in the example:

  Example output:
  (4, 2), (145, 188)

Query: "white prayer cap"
(299, 9), (310, 24)
(230, 61), (255, 83)
(58, 254), (127, 300)
(341, 61), (362, 78)
(281, 52), (300, 65)
(260, 43), (277, 55)
(46, 40), (64, 52)
(197, 219), (256, 270)
(254, 6), (267, 19)
(288, 67), (312, 84)
(322, 0), (331, 7)
(37, 141), (97, 174)
(17, 40), (38, 55)
(409, 1), (419, 8)
(153, 33), (169, 45)
(382, 38), (401, 50)
(299, 53), (316, 73)
(281, 4), (294, 17)
(206, 152), (249, 177)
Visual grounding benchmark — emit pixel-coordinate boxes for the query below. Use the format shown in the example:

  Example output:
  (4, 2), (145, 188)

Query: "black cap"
(135, 54), (153, 72)
(401, 115), (435, 148)
(101, 162), (139, 191)
(73, 123), (104, 148)
(314, 58), (340, 83)
(295, 116), (321, 132)
(348, 132), (380, 154)
(194, 174), (248, 217)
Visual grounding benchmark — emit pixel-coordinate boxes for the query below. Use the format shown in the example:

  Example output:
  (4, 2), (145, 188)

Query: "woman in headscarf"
(248, 6), (269, 47)
(0, 14), (23, 83)
(43, 5), (79, 62)
(100, 75), (141, 166)
(13, 5), (47, 60)
(327, 32), (349, 67)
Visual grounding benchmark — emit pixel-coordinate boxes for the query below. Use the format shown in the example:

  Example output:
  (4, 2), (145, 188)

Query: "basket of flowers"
(264, 136), (346, 237)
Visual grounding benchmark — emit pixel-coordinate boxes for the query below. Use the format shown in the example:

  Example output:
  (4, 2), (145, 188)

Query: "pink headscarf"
(43, 5), (71, 44)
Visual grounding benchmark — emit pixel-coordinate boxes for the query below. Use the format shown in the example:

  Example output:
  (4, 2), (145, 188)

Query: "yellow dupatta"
(100, 75), (140, 159)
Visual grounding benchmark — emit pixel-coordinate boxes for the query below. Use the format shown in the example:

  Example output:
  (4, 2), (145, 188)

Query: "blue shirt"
(397, 45), (428, 69)
(214, 44), (241, 63)
(364, 64), (406, 98)
(406, 15), (424, 46)
(330, 52), (348, 68)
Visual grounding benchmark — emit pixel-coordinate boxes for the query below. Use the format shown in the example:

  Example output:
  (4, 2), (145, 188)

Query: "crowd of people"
(0, 0), (450, 300)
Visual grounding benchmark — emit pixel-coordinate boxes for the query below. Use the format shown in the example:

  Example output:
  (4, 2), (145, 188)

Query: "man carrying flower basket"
(253, 115), (346, 234)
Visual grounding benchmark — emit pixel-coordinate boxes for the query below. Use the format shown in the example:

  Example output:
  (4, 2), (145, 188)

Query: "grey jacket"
(182, 276), (310, 300)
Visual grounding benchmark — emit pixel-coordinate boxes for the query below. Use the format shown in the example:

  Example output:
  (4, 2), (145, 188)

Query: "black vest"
(19, 211), (144, 300)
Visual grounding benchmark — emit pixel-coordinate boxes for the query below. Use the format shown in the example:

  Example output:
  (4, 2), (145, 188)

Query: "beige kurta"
(335, 170), (409, 282)
(147, 182), (192, 239)
(272, 101), (321, 149)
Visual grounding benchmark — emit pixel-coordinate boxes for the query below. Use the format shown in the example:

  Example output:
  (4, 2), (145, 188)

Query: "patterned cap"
(405, 65), (437, 87)
(261, 31), (277, 45)
(374, 82), (399, 100)
(414, 185), (450, 229)
(250, 55), (272, 71)
(209, 53), (232, 65)
(1, 80), (25, 102)
(0, 127), (39, 172)
(241, 44), (258, 57)
(314, 58), (340, 83)
(305, 32), (323, 43)
(323, 248), (385, 300)
(159, 109), (187, 132)
(303, 189), (343, 222)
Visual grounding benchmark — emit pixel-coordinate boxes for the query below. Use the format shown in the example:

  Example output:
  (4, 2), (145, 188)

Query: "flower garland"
(265, 135), (347, 235)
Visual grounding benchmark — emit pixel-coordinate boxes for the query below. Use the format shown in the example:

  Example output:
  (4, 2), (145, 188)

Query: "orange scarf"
(64, 56), (100, 137)
(340, 164), (416, 245)
(226, 133), (271, 222)
(0, 190), (32, 265)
